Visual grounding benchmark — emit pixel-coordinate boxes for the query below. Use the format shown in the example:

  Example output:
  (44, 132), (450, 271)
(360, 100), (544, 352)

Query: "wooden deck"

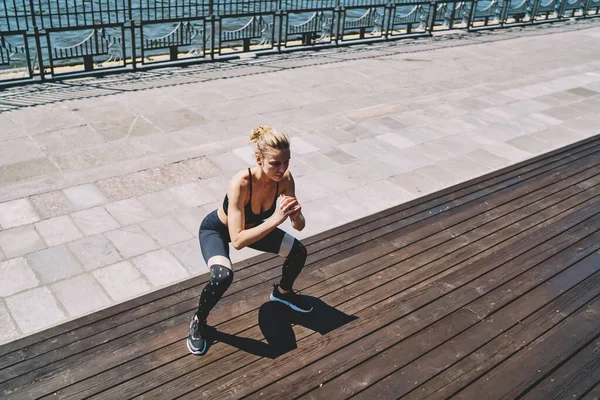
(2, 136), (600, 400)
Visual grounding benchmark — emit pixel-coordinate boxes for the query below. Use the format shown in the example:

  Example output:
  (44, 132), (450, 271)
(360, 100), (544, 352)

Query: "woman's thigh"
(249, 227), (296, 258)
(199, 228), (232, 270)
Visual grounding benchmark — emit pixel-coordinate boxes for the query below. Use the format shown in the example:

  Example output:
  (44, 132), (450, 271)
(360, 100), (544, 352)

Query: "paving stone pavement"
(1, 19), (600, 344)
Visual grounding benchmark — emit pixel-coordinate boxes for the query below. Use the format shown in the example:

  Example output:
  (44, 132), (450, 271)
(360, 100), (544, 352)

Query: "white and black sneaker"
(187, 317), (208, 355)
(270, 284), (313, 313)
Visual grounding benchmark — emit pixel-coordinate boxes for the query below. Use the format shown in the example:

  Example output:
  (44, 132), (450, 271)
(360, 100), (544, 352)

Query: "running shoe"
(270, 284), (313, 313)
(187, 317), (208, 355)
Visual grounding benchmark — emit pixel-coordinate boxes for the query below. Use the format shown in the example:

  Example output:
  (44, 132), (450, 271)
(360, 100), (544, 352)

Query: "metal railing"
(0, 0), (598, 85)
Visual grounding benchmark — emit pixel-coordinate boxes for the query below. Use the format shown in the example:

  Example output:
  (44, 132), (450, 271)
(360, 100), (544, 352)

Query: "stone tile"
(181, 157), (223, 180)
(0, 248), (4, 261)
(10, 106), (86, 135)
(0, 199), (41, 229)
(105, 198), (155, 226)
(0, 137), (46, 166)
(321, 147), (359, 165)
(72, 207), (121, 236)
(206, 151), (251, 174)
(294, 174), (334, 203)
(413, 164), (461, 187)
(290, 136), (320, 154)
(231, 145), (255, 166)
(531, 125), (584, 148)
(297, 132), (339, 151)
(465, 149), (511, 170)
(393, 126), (440, 145)
(436, 156), (492, 181)
(478, 142), (533, 163)
(63, 184), (108, 210)
(141, 216), (193, 247)
(322, 127), (356, 144)
(566, 87), (599, 98)
(105, 225), (160, 259)
(541, 105), (585, 121)
(35, 216), (84, 247)
(143, 108), (207, 132)
(344, 183), (400, 216)
(0, 225), (46, 259)
(0, 114), (26, 141)
(169, 181), (220, 208)
(25, 245), (83, 285)
(90, 116), (162, 141)
(173, 205), (213, 234)
(51, 274), (111, 316)
(6, 287), (66, 334)
(137, 190), (186, 217)
(168, 239), (207, 275)
(0, 301), (19, 344)
(0, 158), (61, 187)
(52, 144), (129, 172)
(34, 125), (106, 156)
(389, 170), (446, 196)
(366, 180), (416, 209)
(375, 133), (416, 150)
(67, 235), (122, 271)
(0, 258), (39, 297)
(74, 100), (137, 124)
(302, 196), (354, 233)
(132, 249), (189, 287)
(507, 135), (555, 154)
(312, 171), (360, 193)
(93, 261), (152, 302)
(30, 191), (76, 219)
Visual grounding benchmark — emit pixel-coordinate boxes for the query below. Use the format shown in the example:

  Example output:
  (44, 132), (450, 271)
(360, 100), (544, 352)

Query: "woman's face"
(259, 148), (290, 182)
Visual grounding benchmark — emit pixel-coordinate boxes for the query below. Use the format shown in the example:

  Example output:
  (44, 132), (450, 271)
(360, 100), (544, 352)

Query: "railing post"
(27, 0), (45, 81)
(335, 5), (343, 44)
(277, 10), (284, 51)
(428, 0), (437, 33)
(210, 14), (216, 59)
(385, 3), (394, 39)
(127, 0), (137, 71)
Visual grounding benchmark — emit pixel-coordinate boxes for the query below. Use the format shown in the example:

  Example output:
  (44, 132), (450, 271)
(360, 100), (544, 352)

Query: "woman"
(187, 125), (312, 356)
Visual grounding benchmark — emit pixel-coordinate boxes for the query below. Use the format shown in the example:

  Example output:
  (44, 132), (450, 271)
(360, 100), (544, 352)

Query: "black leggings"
(195, 210), (307, 322)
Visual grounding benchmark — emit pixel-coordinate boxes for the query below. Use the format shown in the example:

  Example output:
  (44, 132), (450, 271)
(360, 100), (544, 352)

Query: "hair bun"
(250, 125), (272, 142)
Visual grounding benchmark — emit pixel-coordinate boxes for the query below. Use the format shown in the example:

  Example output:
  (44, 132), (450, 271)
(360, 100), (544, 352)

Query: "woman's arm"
(283, 172), (305, 231)
(227, 173), (299, 249)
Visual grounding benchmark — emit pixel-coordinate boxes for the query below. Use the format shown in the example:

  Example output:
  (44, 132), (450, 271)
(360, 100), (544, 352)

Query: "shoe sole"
(270, 293), (313, 313)
(187, 338), (207, 355)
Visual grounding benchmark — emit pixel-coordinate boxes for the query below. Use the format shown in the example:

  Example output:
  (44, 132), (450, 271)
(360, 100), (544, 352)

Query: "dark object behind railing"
(0, 0), (598, 85)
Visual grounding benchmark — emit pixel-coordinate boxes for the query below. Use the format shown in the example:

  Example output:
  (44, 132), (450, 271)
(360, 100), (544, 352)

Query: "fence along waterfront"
(0, 0), (598, 84)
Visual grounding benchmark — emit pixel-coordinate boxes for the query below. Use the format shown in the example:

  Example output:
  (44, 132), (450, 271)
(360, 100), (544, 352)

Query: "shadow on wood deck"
(1, 135), (600, 400)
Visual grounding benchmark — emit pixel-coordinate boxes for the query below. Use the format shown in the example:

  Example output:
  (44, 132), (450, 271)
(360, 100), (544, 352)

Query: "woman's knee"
(288, 240), (307, 264)
(209, 264), (234, 289)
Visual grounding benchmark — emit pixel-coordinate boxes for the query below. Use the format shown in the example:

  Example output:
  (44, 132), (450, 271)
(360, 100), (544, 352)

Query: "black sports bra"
(223, 168), (279, 225)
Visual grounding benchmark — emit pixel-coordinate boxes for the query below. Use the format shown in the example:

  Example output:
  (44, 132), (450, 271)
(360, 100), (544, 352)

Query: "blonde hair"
(250, 125), (290, 158)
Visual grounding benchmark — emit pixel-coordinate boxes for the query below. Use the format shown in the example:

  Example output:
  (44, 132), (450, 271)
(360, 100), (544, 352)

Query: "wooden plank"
(581, 381), (600, 400)
(520, 335), (600, 400)
(452, 296), (600, 399)
(302, 236), (600, 398)
(358, 271), (600, 400)
(59, 168), (600, 399)
(51, 170), (600, 400)
(5, 146), (599, 395)
(162, 197), (600, 399)
(2, 136), (598, 362)
(402, 277), (600, 399)
(47, 171), (600, 400)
